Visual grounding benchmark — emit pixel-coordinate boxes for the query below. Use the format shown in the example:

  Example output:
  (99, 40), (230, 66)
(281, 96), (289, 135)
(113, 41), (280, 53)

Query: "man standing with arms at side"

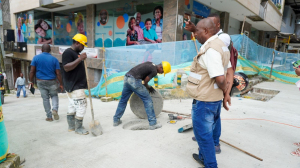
(15, 73), (26, 98)
(62, 34), (89, 135)
(186, 19), (230, 168)
(29, 44), (63, 122)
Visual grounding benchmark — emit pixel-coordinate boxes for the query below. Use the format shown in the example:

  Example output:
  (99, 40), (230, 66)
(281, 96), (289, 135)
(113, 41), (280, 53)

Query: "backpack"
(218, 32), (238, 71)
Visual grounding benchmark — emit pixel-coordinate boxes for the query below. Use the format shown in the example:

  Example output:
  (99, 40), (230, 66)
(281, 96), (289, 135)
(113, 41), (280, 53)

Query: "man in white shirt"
(207, 13), (231, 47)
(15, 73), (26, 98)
(185, 15), (233, 111)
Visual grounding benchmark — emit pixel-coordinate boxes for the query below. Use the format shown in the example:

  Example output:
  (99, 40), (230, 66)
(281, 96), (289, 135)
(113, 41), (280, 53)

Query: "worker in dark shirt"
(62, 34), (89, 135)
(113, 61), (171, 130)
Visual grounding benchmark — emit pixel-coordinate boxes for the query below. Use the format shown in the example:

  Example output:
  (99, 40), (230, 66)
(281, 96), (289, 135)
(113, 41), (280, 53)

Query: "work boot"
(113, 120), (122, 127)
(75, 118), (89, 135)
(149, 123), (162, 130)
(52, 110), (59, 120)
(67, 115), (75, 132)
(45, 118), (53, 122)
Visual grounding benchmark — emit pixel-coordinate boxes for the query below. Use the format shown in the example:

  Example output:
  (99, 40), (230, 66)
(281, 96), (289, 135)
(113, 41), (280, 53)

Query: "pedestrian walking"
(15, 73), (26, 98)
(62, 34), (89, 135)
(29, 44), (63, 122)
(113, 61), (171, 130)
(185, 18), (231, 168)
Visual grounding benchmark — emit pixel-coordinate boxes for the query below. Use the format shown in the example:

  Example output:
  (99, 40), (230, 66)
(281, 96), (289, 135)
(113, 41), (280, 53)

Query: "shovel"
(84, 59), (103, 136)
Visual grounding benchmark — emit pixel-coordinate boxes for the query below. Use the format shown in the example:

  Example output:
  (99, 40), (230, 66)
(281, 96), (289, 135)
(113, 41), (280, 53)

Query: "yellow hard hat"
(162, 61), (171, 76)
(72, 34), (88, 47)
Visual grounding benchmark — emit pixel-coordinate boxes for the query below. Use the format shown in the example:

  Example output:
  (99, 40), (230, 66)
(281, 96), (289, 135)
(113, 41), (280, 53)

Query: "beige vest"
(186, 38), (230, 102)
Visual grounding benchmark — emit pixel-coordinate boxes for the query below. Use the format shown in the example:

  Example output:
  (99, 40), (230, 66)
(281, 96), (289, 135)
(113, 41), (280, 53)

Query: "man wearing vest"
(186, 18), (231, 167)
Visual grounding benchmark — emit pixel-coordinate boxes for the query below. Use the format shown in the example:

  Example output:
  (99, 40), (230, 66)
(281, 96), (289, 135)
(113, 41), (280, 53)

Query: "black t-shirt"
(126, 62), (157, 80)
(62, 48), (87, 92)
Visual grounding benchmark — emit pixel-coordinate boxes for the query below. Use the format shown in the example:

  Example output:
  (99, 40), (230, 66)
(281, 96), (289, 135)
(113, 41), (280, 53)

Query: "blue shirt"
(151, 18), (163, 31)
(143, 28), (158, 41)
(31, 52), (60, 80)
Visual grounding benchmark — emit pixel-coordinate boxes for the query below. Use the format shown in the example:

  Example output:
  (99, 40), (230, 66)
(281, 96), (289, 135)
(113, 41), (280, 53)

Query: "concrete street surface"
(2, 81), (300, 168)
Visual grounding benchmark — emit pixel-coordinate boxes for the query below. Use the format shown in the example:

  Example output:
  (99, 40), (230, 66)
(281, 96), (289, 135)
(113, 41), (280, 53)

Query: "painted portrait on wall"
(75, 12), (85, 34)
(16, 17), (25, 42)
(35, 19), (52, 44)
(99, 9), (109, 25)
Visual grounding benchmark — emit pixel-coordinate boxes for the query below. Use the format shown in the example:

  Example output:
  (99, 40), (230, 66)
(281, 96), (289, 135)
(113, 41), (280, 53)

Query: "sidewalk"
(2, 81), (300, 168)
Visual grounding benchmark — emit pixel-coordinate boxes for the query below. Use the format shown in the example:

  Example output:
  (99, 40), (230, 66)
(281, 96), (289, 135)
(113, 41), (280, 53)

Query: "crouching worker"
(186, 18), (230, 168)
(113, 61), (171, 130)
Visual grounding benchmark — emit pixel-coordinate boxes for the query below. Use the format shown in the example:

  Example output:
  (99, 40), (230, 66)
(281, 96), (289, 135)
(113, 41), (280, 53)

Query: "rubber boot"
(67, 115), (75, 132)
(75, 118), (89, 135)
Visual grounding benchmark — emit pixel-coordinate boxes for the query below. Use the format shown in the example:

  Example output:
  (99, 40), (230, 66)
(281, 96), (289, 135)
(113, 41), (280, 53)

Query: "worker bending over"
(113, 61), (171, 130)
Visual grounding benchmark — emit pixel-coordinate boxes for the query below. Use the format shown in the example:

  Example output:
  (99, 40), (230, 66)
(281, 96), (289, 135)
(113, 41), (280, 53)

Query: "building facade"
(3, 0), (285, 89)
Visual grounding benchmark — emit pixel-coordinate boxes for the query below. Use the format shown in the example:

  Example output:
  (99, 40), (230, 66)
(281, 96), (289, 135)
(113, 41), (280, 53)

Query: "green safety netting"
(85, 35), (300, 99)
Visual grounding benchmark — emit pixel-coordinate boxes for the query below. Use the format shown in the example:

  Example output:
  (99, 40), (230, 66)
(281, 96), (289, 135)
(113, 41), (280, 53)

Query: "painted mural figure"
(75, 13), (85, 35)
(35, 19), (52, 44)
(99, 10), (108, 25)
(152, 6), (163, 41)
(143, 18), (161, 43)
(126, 17), (139, 45)
(16, 17), (25, 42)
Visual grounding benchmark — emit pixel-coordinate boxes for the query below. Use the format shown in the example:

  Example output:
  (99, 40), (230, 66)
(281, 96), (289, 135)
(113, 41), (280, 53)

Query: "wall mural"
(95, 5), (164, 48)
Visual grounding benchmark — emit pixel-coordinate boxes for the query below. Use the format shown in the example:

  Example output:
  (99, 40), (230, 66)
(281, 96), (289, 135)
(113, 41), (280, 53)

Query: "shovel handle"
(83, 60), (95, 121)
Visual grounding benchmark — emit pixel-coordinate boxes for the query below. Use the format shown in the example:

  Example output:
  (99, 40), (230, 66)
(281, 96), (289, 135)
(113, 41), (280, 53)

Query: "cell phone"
(292, 60), (300, 68)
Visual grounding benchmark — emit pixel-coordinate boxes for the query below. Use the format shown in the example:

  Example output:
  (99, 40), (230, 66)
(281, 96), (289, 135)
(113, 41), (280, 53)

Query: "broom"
(84, 59), (103, 136)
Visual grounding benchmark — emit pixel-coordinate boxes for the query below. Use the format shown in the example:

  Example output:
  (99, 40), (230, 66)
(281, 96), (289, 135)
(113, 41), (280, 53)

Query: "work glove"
(148, 86), (156, 94)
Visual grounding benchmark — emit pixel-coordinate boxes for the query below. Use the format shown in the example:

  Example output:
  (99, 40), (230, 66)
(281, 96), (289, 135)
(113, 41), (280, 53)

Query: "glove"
(148, 86), (156, 94)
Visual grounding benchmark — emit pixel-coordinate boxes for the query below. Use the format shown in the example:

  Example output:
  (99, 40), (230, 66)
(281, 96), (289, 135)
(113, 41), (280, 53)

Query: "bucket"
(0, 99), (8, 163)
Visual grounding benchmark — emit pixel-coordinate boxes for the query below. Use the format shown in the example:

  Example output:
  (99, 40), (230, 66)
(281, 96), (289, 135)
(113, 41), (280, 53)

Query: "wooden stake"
(102, 34), (108, 97)
(241, 16), (246, 35)
(269, 35), (278, 79)
(220, 139), (263, 161)
(188, 16), (199, 53)
(162, 109), (191, 117)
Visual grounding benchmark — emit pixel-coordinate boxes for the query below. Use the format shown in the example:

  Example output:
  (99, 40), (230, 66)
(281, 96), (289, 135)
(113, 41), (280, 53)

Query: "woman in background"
(152, 6), (163, 41)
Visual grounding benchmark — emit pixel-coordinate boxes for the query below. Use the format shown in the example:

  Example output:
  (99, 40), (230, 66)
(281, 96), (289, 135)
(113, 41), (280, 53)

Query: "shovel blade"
(89, 120), (103, 136)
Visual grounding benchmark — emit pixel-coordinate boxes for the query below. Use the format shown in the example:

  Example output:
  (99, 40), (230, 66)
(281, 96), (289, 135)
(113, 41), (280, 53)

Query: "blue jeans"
(192, 100), (222, 168)
(37, 80), (59, 118)
(113, 76), (157, 126)
(16, 85), (26, 97)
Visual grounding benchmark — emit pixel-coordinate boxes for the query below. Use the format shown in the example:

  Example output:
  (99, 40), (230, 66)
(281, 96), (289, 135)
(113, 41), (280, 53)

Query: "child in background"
(127, 17), (139, 45)
(143, 18), (161, 43)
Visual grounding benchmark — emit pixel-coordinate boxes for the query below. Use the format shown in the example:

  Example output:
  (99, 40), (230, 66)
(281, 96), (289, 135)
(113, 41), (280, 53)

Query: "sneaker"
(215, 144), (221, 154)
(192, 153), (204, 166)
(293, 142), (300, 147)
(52, 110), (59, 120)
(113, 120), (122, 127)
(149, 123), (162, 130)
(291, 148), (300, 156)
(45, 118), (53, 122)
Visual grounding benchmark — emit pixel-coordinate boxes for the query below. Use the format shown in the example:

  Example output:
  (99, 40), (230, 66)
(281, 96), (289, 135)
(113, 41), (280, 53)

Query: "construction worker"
(113, 61), (171, 130)
(186, 19), (230, 167)
(62, 34), (89, 135)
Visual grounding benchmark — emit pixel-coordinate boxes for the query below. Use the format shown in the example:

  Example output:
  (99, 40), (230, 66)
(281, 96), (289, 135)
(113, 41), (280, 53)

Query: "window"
(94, 1), (164, 47)
(53, 7), (86, 45)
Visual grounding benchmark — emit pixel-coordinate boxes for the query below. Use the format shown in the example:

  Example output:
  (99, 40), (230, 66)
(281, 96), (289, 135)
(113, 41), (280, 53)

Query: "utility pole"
(1, 0), (11, 93)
